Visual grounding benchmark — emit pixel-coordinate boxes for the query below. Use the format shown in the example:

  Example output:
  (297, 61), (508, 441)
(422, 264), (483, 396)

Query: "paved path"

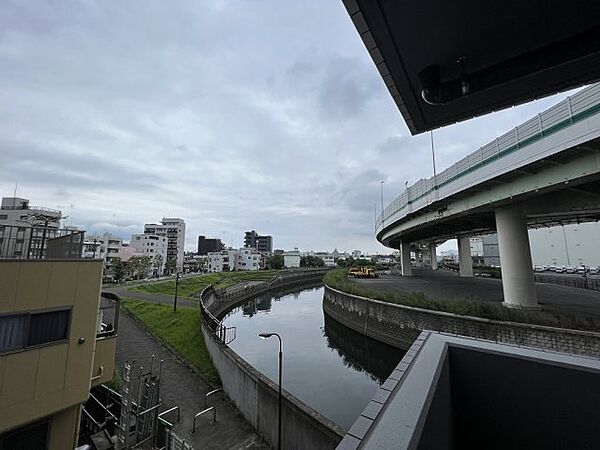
(115, 301), (267, 449)
(356, 269), (600, 316)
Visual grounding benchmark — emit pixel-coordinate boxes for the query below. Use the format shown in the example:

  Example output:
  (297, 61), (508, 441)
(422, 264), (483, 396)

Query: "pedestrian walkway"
(116, 308), (268, 449)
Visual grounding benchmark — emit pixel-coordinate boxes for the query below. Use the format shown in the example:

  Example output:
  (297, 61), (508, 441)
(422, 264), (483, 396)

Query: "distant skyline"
(0, 1), (580, 253)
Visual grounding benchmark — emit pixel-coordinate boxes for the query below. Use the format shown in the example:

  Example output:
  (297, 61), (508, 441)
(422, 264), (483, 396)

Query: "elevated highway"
(377, 84), (600, 308)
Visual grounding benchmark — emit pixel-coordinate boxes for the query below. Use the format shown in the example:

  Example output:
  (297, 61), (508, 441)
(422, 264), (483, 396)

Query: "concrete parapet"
(199, 269), (343, 449)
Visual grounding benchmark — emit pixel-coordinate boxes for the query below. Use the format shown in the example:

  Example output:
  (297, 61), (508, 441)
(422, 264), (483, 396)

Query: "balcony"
(91, 293), (120, 387)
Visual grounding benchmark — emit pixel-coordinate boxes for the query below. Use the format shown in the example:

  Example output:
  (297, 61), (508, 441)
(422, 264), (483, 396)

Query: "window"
(0, 309), (70, 353)
(0, 214), (7, 220)
(0, 419), (49, 450)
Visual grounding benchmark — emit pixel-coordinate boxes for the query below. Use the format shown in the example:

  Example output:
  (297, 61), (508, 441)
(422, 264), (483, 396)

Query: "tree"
(165, 257), (177, 275)
(300, 255), (325, 268)
(266, 254), (284, 270)
(153, 254), (164, 276)
(112, 258), (126, 283)
(128, 256), (152, 279)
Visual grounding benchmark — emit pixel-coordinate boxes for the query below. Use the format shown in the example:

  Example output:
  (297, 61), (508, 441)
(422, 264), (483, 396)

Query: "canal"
(221, 284), (405, 429)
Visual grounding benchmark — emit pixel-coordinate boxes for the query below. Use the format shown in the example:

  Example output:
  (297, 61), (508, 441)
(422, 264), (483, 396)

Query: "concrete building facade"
(144, 218), (186, 272)
(207, 248), (262, 273)
(0, 197), (62, 259)
(197, 235), (224, 256)
(244, 230), (273, 254)
(0, 257), (117, 449)
(129, 233), (168, 276)
(283, 250), (301, 268)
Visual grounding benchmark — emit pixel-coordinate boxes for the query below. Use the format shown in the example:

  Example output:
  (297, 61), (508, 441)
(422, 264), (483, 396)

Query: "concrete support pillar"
(429, 242), (437, 270)
(400, 241), (412, 276)
(495, 206), (538, 308)
(457, 236), (474, 277)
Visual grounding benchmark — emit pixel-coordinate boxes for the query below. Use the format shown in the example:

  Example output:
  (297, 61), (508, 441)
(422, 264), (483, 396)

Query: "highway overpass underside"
(381, 138), (600, 309)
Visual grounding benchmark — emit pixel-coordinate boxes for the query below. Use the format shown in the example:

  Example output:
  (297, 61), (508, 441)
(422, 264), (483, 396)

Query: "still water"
(221, 285), (405, 429)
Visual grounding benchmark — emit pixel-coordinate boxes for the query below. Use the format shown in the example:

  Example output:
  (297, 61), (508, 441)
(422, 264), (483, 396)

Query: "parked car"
(533, 265), (544, 272)
(589, 266), (600, 275)
(565, 266), (576, 274)
(576, 266), (587, 274)
(555, 266), (565, 273)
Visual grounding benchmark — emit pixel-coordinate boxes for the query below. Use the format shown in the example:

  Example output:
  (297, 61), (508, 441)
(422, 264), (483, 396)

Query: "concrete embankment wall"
(200, 270), (344, 450)
(323, 285), (600, 357)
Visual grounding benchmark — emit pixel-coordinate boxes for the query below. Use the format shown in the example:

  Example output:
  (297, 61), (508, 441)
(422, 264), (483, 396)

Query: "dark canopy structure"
(343, 0), (600, 134)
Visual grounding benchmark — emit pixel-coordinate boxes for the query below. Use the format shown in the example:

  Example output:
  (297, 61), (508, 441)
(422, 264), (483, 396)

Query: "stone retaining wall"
(323, 285), (600, 357)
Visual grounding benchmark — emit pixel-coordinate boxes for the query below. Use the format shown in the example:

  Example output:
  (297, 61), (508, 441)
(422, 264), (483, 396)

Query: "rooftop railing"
(379, 83), (600, 230)
(0, 224), (85, 260)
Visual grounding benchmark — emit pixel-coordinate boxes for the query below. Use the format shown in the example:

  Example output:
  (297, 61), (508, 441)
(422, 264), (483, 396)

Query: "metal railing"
(0, 224), (85, 259)
(378, 83), (600, 229)
(204, 388), (223, 409)
(192, 407), (216, 433)
(534, 274), (600, 291)
(158, 406), (181, 428)
(97, 292), (121, 339)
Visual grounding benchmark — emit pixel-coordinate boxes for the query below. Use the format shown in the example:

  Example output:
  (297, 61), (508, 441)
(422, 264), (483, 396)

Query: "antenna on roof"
(12, 182), (18, 206)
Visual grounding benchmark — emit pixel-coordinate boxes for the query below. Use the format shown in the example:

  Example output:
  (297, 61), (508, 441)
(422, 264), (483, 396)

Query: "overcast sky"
(0, 1), (578, 253)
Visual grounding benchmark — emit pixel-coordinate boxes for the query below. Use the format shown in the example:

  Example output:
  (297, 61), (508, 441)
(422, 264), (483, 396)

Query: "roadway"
(354, 269), (600, 317)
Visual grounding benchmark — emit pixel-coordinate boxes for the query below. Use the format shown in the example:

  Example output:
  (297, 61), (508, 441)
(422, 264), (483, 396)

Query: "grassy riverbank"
(130, 270), (279, 299)
(324, 269), (600, 331)
(121, 298), (220, 384)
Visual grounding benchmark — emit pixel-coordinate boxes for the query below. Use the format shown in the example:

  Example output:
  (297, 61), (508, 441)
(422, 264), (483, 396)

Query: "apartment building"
(144, 218), (186, 272)
(207, 248), (262, 273)
(0, 226), (117, 449)
(81, 233), (123, 280)
(283, 250), (301, 268)
(244, 230), (273, 254)
(197, 235), (224, 255)
(129, 233), (168, 276)
(0, 196), (62, 259)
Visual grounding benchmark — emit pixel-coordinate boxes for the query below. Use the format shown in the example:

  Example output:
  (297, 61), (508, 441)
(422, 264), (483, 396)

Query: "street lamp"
(173, 272), (181, 313)
(259, 332), (283, 450)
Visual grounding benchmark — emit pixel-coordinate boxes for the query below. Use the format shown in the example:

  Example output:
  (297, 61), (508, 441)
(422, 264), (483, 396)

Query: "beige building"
(0, 257), (117, 449)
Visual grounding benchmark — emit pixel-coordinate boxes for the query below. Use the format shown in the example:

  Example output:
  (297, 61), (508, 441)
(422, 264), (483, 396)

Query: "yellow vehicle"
(348, 267), (378, 278)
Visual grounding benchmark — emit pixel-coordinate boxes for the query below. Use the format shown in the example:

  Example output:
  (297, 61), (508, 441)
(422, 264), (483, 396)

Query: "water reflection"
(323, 314), (404, 384)
(221, 285), (404, 429)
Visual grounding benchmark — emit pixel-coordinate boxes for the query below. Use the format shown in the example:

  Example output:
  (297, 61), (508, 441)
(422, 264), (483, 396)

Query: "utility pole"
(430, 130), (438, 181)
(380, 181), (385, 224)
(173, 272), (180, 313)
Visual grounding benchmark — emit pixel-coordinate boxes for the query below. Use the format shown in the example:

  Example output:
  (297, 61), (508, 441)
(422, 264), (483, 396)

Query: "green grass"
(324, 269), (600, 331)
(121, 298), (220, 384)
(130, 270), (279, 299)
(104, 368), (123, 392)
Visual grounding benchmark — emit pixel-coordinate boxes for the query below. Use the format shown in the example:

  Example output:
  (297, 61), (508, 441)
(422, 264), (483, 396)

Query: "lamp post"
(259, 332), (282, 450)
(173, 272), (180, 313)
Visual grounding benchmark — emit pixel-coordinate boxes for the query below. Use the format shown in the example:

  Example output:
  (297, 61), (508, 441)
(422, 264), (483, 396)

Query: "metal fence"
(0, 224), (84, 259)
(534, 274), (600, 291)
(379, 82), (600, 227)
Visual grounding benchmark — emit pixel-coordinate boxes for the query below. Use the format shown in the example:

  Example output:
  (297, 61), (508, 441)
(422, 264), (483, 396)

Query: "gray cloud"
(0, 0), (580, 253)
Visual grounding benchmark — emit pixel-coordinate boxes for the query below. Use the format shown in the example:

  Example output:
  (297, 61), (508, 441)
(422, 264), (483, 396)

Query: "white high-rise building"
(130, 233), (168, 276)
(144, 217), (186, 272)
